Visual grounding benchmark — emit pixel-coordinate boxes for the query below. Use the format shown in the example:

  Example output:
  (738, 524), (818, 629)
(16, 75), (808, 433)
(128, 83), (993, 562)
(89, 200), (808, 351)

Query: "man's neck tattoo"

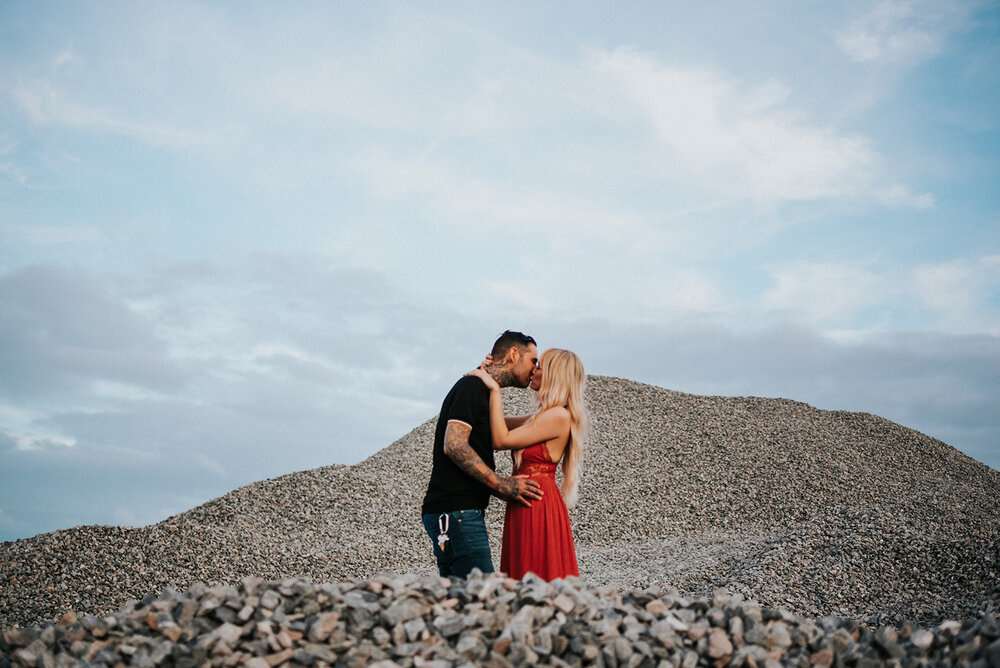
(488, 365), (515, 388)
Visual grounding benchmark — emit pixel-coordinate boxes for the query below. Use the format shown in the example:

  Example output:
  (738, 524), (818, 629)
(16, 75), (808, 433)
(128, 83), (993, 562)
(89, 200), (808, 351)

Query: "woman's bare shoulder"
(537, 405), (571, 423)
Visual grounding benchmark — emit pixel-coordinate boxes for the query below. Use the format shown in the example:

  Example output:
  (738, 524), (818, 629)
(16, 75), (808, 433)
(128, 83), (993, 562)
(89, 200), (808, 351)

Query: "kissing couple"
(420, 330), (588, 581)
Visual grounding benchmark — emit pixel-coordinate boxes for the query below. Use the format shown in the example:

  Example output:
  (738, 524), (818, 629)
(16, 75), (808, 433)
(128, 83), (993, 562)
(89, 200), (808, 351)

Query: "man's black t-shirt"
(421, 376), (495, 514)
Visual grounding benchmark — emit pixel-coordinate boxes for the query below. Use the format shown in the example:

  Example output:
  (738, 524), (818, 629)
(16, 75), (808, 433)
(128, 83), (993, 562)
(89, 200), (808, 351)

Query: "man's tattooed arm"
(443, 422), (539, 504)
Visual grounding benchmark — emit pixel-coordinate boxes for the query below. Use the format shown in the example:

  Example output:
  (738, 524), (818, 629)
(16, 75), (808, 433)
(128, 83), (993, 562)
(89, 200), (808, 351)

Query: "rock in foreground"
(3, 573), (1000, 668)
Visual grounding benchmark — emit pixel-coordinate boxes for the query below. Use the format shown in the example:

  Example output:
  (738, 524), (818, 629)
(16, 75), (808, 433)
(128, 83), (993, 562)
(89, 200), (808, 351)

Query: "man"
(421, 330), (544, 578)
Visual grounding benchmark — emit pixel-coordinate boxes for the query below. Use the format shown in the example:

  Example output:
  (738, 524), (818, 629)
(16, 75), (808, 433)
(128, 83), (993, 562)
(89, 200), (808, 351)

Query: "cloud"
(877, 184), (936, 209)
(0, 162), (27, 185)
(835, 0), (966, 64)
(0, 439), (220, 541)
(11, 78), (224, 151)
(836, 31), (883, 62)
(0, 431), (16, 452)
(761, 262), (890, 324)
(352, 147), (649, 251)
(0, 265), (186, 401)
(0, 136), (27, 185)
(4, 3), (568, 174)
(0, 253), (498, 541)
(590, 47), (907, 204)
(239, 6), (582, 139)
(2, 222), (107, 246)
(757, 256), (1000, 334)
(2, 430), (76, 451)
(4, 3), (943, 228)
(913, 256), (1000, 332)
(52, 43), (76, 68)
(1, 254), (464, 467)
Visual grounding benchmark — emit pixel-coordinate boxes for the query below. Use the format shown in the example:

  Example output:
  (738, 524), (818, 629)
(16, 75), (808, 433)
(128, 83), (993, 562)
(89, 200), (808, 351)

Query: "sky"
(1, 1), (998, 542)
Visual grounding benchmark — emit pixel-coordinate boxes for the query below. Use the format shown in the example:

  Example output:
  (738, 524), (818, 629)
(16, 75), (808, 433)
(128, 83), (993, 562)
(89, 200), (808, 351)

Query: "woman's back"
(522, 406), (570, 464)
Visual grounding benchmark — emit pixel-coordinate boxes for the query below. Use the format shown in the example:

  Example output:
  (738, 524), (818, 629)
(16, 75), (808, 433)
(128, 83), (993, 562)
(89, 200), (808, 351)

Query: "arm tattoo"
(443, 423), (520, 499)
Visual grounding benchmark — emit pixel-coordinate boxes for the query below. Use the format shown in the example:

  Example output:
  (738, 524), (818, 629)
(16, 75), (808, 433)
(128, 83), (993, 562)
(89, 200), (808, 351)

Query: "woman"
(470, 348), (588, 581)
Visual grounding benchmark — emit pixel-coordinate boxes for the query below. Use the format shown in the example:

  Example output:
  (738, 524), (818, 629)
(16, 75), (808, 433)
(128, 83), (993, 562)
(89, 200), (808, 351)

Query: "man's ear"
(506, 347), (520, 364)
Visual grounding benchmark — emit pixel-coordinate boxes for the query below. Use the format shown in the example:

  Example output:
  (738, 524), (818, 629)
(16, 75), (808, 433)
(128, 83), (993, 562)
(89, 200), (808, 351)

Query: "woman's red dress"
(500, 442), (579, 580)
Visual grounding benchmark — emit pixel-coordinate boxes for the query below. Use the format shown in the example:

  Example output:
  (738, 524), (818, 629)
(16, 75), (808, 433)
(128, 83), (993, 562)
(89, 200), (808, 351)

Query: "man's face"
(509, 343), (539, 388)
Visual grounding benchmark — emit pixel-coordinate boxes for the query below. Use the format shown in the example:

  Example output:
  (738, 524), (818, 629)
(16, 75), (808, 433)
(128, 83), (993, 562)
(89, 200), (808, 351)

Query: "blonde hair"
(513, 348), (589, 507)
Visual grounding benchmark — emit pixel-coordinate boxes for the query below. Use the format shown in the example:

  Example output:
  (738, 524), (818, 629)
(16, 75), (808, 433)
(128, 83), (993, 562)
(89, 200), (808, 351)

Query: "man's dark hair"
(491, 330), (536, 359)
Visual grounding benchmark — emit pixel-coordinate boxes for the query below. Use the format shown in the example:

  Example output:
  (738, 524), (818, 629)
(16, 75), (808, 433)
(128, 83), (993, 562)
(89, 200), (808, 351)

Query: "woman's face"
(529, 361), (543, 391)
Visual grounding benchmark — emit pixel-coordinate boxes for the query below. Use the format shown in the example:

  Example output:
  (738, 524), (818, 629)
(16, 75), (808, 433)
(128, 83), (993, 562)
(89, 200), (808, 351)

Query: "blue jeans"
(422, 509), (494, 578)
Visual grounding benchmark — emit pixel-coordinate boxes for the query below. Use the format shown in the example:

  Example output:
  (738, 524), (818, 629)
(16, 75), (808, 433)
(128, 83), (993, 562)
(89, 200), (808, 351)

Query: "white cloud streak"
(835, 0), (963, 64)
(877, 184), (936, 209)
(762, 262), (889, 324)
(759, 256), (1000, 334)
(11, 78), (228, 152)
(590, 47), (930, 206)
(913, 256), (1000, 332)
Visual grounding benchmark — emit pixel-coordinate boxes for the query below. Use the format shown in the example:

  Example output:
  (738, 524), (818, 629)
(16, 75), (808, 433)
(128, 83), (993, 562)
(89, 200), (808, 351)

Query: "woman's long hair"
(512, 348), (589, 507)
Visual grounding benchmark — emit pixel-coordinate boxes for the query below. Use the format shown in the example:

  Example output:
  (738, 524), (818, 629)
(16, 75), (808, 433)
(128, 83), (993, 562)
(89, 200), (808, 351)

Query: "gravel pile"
(2, 376), (998, 631)
(4, 572), (1000, 668)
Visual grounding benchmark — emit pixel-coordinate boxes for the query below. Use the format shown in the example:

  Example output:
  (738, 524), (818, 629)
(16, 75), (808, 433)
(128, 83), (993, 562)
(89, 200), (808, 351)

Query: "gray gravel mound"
(2, 376), (998, 630)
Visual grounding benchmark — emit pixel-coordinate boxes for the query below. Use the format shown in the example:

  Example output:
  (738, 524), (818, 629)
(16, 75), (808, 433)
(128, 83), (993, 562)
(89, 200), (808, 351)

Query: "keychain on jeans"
(437, 513), (450, 553)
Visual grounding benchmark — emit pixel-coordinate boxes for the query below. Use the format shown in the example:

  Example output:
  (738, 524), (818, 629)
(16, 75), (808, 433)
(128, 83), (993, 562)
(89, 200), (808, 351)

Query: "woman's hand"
(466, 367), (501, 392)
